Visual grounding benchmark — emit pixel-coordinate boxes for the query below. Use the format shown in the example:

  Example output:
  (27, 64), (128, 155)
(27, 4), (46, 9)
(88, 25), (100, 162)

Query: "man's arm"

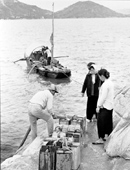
(46, 95), (54, 116)
(81, 75), (88, 95)
(47, 108), (54, 116)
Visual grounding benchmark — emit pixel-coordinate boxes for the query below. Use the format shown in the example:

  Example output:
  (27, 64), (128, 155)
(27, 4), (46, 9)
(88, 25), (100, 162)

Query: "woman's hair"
(98, 68), (110, 79)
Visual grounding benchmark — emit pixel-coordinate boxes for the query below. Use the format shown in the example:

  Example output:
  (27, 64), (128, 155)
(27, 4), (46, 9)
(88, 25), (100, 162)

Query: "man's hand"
(96, 106), (100, 113)
(81, 93), (84, 97)
(52, 114), (57, 119)
(48, 109), (54, 116)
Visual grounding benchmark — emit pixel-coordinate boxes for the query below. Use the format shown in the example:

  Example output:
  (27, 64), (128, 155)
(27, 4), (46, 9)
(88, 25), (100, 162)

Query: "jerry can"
(71, 143), (81, 170)
(68, 124), (76, 132)
(75, 124), (82, 132)
(66, 131), (74, 138)
(56, 149), (72, 170)
(39, 145), (56, 170)
(62, 125), (69, 133)
(59, 118), (71, 125)
(70, 115), (86, 135)
(73, 132), (82, 143)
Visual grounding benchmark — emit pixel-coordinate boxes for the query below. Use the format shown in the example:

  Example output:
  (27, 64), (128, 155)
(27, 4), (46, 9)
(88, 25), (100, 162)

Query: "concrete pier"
(1, 85), (130, 170)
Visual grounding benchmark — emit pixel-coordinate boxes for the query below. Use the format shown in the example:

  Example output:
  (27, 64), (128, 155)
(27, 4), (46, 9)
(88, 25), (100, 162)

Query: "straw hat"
(49, 84), (58, 93)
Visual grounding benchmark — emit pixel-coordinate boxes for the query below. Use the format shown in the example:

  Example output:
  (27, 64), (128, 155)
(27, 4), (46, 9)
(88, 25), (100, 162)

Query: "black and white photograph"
(1, 0), (130, 169)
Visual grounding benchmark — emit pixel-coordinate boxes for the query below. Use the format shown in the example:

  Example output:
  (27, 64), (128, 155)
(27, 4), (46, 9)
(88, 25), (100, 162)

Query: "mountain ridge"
(0, 0), (52, 19)
(54, 1), (127, 18)
(0, 0), (129, 19)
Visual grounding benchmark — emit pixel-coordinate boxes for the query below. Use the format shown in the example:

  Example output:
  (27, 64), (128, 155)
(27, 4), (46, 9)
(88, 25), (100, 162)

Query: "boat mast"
(51, 2), (54, 59)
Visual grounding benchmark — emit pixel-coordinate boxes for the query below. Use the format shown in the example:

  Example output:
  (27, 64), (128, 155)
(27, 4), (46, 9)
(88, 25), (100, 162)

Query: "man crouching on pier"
(28, 84), (58, 141)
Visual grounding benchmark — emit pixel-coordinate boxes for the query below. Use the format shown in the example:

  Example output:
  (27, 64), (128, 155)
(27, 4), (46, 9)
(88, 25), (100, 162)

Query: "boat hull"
(38, 69), (71, 79)
(26, 59), (71, 79)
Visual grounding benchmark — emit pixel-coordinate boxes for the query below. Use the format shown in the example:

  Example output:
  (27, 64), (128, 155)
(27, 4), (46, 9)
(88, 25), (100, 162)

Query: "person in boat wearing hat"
(28, 84), (58, 141)
(81, 62), (102, 124)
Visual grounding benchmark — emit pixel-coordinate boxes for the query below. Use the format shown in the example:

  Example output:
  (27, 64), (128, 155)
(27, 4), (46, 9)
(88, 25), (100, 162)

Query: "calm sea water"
(1, 18), (130, 163)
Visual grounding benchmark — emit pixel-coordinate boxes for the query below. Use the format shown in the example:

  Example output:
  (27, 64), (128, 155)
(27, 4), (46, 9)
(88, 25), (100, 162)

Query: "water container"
(56, 149), (72, 170)
(71, 143), (81, 170)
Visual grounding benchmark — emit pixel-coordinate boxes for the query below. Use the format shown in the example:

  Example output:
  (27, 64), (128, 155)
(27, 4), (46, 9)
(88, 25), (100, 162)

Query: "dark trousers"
(97, 108), (113, 139)
(86, 96), (98, 121)
(47, 57), (51, 65)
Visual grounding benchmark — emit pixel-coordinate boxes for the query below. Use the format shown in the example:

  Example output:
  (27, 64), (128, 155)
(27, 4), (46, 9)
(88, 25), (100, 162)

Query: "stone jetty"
(1, 85), (130, 170)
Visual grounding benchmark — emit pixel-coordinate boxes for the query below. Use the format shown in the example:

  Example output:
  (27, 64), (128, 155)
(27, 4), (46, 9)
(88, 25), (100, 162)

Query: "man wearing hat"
(87, 62), (95, 70)
(81, 62), (101, 125)
(28, 84), (58, 141)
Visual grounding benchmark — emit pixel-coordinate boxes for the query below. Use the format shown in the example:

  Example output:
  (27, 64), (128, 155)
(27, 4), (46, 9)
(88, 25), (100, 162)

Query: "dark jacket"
(81, 73), (101, 97)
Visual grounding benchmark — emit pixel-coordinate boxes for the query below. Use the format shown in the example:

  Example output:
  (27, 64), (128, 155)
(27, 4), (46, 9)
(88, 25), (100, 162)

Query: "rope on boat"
(71, 79), (82, 85)
(28, 61), (50, 79)
(27, 61), (43, 78)
(27, 64), (38, 78)
(58, 68), (82, 85)
(14, 126), (31, 155)
(18, 126), (31, 149)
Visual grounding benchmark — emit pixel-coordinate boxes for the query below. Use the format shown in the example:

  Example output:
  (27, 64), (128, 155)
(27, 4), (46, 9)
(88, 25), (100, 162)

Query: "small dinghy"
(24, 43), (71, 79)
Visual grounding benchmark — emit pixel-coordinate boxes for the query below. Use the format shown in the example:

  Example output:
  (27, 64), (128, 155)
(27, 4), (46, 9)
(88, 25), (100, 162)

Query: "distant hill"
(54, 1), (126, 18)
(0, 0), (52, 19)
(0, 0), (129, 19)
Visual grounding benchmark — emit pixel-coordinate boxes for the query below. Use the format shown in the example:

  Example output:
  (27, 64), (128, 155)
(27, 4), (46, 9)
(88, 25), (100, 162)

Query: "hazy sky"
(19, 0), (130, 12)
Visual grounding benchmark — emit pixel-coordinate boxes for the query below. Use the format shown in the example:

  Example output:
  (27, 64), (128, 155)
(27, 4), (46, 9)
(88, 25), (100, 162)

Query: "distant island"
(0, 0), (130, 19)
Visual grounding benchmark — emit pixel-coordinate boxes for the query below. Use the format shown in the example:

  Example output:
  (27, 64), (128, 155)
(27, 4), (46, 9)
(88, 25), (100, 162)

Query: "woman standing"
(93, 68), (114, 144)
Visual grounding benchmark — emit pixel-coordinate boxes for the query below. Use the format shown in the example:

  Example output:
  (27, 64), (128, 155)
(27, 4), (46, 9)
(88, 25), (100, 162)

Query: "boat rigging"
(14, 3), (71, 79)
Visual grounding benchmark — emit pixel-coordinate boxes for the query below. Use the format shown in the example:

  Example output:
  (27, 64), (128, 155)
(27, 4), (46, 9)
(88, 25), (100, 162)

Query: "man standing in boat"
(44, 46), (59, 66)
(44, 46), (52, 65)
(28, 84), (58, 141)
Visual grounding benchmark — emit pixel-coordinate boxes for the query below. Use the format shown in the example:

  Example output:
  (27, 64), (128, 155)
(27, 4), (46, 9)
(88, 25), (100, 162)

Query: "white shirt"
(30, 90), (53, 110)
(45, 49), (51, 57)
(97, 79), (114, 110)
(92, 74), (95, 84)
